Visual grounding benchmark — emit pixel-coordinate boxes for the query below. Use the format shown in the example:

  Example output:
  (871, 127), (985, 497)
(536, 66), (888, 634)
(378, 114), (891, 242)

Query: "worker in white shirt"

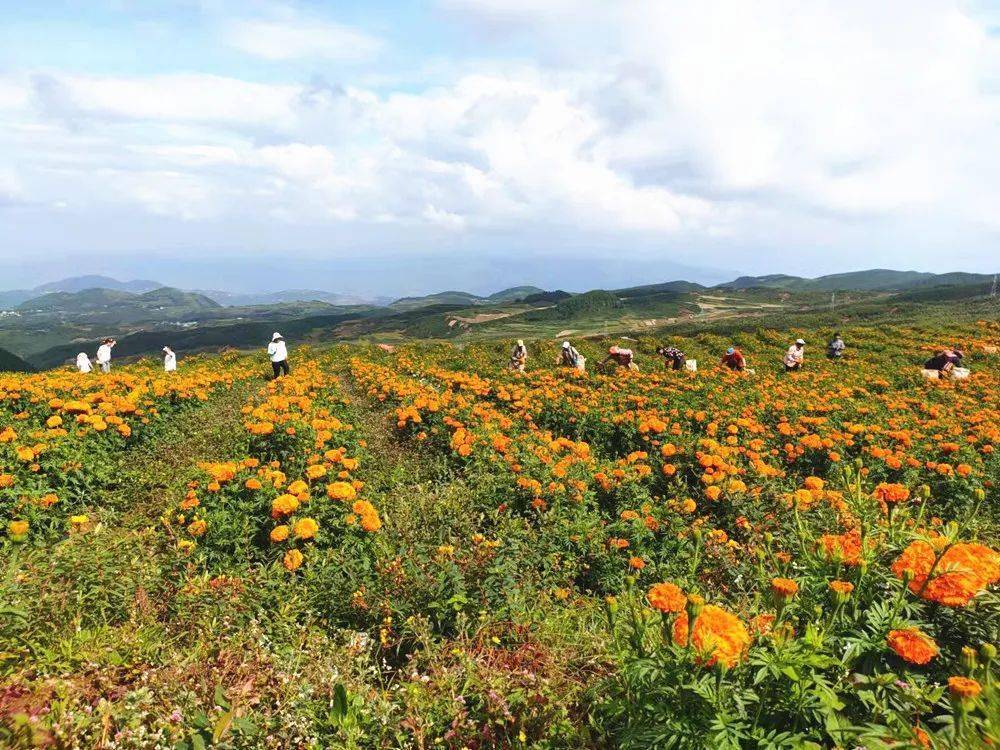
(76, 352), (93, 373)
(783, 339), (805, 372)
(163, 346), (177, 372)
(267, 332), (289, 378)
(96, 338), (116, 373)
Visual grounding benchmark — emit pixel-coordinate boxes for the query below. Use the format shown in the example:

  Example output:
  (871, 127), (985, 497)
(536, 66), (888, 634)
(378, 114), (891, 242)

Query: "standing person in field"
(784, 339), (805, 371)
(827, 333), (846, 360)
(163, 346), (177, 372)
(602, 345), (639, 372)
(76, 352), (93, 373)
(557, 340), (585, 372)
(656, 345), (686, 371)
(509, 340), (528, 372)
(268, 332), (290, 378)
(96, 338), (116, 373)
(720, 346), (746, 371)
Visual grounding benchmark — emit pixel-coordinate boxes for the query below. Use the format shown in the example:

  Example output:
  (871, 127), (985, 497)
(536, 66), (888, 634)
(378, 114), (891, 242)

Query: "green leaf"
(212, 711), (233, 743)
(213, 684), (230, 711)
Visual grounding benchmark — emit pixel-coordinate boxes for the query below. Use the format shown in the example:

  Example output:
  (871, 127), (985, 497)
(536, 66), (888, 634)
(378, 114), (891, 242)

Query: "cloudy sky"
(1, 0), (998, 294)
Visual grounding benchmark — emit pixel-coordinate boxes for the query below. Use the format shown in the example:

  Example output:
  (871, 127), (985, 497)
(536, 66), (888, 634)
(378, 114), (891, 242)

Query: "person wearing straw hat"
(163, 346), (177, 372)
(784, 339), (805, 371)
(509, 339), (528, 372)
(557, 340), (585, 372)
(268, 332), (290, 378)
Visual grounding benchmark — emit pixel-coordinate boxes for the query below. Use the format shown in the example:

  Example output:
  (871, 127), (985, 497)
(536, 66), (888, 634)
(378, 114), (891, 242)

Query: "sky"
(0, 0), (998, 295)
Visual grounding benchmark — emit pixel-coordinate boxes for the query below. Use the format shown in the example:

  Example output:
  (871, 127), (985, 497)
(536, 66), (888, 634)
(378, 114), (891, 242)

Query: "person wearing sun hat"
(509, 339), (528, 372)
(720, 346), (746, 371)
(784, 338), (805, 371)
(602, 344), (638, 372)
(267, 332), (290, 378)
(558, 340), (585, 372)
(162, 346), (177, 372)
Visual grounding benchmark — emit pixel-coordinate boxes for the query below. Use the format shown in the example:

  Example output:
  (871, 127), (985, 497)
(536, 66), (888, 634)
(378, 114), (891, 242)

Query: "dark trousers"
(272, 360), (290, 378)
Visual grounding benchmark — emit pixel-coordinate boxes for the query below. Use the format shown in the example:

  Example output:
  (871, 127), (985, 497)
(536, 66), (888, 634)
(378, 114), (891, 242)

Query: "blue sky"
(1, 0), (998, 294)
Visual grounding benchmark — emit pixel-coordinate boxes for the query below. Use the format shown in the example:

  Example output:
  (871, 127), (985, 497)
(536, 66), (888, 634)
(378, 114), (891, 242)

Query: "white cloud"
(1, 0), (998, 269)
(224, 18), (382, 61)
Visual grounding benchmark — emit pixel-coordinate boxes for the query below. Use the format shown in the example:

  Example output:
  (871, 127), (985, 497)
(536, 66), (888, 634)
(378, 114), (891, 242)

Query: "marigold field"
(2, 320), (999, 749)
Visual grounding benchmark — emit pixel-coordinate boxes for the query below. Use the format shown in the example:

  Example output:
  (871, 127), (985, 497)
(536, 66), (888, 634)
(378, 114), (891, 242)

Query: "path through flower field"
(2, 320), (999, 748)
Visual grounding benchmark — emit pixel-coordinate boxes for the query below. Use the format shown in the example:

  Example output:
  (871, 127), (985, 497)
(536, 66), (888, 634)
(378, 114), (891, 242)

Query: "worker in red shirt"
(720, 346), (746, 371)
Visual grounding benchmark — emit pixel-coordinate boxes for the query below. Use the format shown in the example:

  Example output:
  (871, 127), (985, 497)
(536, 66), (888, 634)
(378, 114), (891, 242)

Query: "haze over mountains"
(0, 268), (997, 373)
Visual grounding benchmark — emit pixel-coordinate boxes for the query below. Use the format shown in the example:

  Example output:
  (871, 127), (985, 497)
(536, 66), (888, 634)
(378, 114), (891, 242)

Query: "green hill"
(389, 291), (483, 311)
(0, 346), (35, 372)
(17, 287), (222, 323)
(520, 290), (622, 321)
(486, 286), (545, 303)
(715, 269), (995, 292)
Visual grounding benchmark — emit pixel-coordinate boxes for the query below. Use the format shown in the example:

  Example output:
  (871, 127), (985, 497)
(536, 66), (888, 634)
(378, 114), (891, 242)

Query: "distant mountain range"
(715, 269), (996, 292)
(8, 267), (998, 370)
(3, 270), (996, 315)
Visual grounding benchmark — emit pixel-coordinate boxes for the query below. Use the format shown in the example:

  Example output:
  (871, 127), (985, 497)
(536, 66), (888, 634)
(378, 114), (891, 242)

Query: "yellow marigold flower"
(306, 464), (327, 480)
(187, 519), (207, 537)
(270, 525), (290, 543)
(271, 493), (299, 519)
(294, 517), (319, 540)
(8, 520), (29, 538)
(326, 481), (357, 501)
(283, 549), (303, 571)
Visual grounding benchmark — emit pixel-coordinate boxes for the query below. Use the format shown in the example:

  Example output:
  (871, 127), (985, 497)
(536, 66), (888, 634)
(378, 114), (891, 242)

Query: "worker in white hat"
(557, 340), (585, 372)
(163, 346), (177, 372)
(267, 332), (289, 378)
(784, 338), (805, 371)
(509, 339), (528, 372)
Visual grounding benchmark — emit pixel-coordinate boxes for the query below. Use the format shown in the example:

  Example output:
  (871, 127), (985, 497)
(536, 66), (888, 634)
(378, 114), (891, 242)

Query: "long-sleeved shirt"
(164, 352), (177, 372)
(76, 355), (92, 373)
(561, 346), (581, 365)
(720, 351), (745, 370)
(784, 345), (804, 367)
(267, 340), (288, 362)
(828, 339), (845, 355)
(96, 344), (113, 364)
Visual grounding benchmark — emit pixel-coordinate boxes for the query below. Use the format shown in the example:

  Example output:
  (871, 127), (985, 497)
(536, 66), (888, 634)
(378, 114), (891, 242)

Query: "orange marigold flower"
(817, 529), (863, 566)
(628, 556), (646, 570)
(828, 580), (854, 603)
(283, 548), (303, 571)
(770, 577), (799, 601)
(187, 519), (207, 537)
(269, 525), (290, 543)
(326, 481), (357, 501)
(689, 605), (751, 668)
(947, 676), (982, 700)
(892, 541), (1000, 607)
(271, 493), (299, 519)
(887, 628), (939, 665)
(648, 583), (686, 613)
(874, 482), (910, 503)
